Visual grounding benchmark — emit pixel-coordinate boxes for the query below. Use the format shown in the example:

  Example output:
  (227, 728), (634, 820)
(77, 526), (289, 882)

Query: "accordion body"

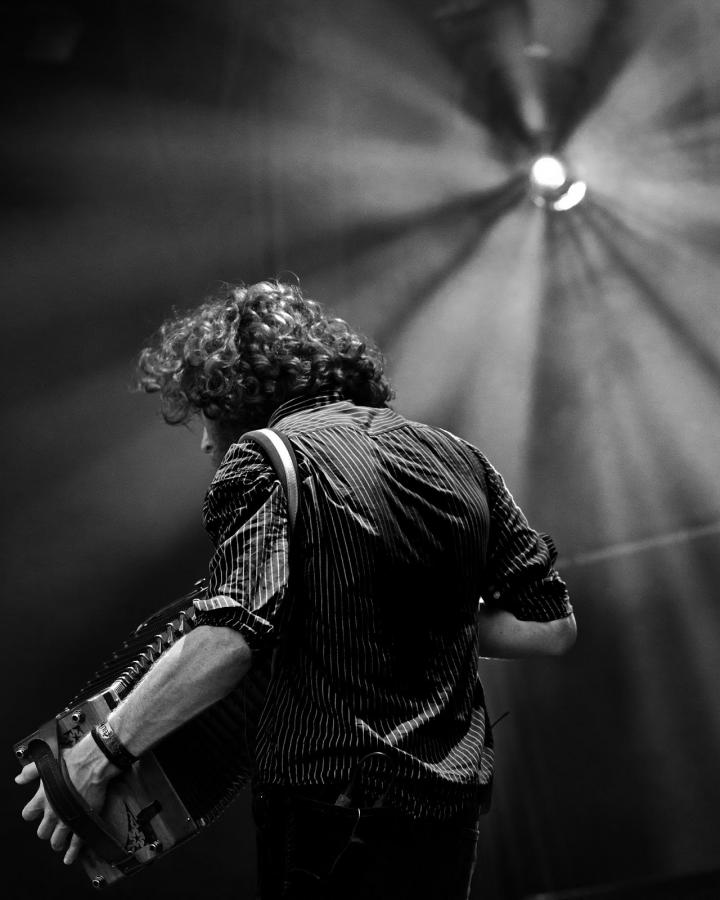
(14, 581), (271, 889)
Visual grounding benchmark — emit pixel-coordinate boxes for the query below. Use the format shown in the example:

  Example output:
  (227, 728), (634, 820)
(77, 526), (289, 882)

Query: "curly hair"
(137, 281), (394, 428)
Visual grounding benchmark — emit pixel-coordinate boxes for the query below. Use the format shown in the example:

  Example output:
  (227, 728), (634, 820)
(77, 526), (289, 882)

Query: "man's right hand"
(16, 735), (118, 865)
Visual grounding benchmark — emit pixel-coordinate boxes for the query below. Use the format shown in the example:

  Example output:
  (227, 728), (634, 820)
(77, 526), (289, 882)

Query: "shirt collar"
(268, 390), (344, 427)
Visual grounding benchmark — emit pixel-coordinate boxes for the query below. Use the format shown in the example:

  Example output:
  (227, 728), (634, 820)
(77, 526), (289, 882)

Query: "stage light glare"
(530, 155), (566, 190)
(552, 180), (587, 211)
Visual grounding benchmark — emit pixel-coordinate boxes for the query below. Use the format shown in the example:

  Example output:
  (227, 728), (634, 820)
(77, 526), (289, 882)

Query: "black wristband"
(90, 722), (137, 771)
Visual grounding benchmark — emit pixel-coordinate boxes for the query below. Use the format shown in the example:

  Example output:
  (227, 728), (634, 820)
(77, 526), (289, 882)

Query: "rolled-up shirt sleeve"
(478, 456), (572, 622)
(193, 441), (290, 653)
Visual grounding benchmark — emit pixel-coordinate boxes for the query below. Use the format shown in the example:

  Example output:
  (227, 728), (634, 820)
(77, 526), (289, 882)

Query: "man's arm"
(107, 624), (252, 756)
(477, 603), (577, 658)
(17, 438), (286, 863)
(470, 452), (575, 654)
(16, 624), (251, 865)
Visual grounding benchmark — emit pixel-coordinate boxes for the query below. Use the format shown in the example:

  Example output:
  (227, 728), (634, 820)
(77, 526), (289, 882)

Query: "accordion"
(13, 428), (299, 889)
(14, 580), (272, 889)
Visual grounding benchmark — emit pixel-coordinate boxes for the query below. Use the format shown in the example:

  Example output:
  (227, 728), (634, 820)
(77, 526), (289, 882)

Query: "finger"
(64, 834), (84, 866)
(15, 762), (39, 785)
(36, 807), (58, 841)
(51, 821), (73, 852)
(21, 786), (47, 821)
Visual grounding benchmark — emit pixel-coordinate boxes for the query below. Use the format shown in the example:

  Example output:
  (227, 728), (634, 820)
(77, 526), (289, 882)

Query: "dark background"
(3, 1), (720, 897)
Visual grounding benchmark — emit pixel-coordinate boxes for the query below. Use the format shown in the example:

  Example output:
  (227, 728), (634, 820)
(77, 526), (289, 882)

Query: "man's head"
(137, 280), (393, 460)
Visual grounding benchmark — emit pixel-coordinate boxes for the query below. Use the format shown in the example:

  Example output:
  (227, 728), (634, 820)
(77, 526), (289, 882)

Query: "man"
(17, 280), (576, 899)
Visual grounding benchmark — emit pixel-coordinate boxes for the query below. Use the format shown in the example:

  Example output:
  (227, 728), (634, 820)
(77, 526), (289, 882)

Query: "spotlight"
(530, 155), (566, 190)
(528, 154), (586, 211)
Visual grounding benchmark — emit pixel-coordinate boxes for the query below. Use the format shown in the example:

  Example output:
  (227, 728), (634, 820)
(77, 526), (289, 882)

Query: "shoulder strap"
(242, 428), (300, 535)
(241, 429), (300, 676)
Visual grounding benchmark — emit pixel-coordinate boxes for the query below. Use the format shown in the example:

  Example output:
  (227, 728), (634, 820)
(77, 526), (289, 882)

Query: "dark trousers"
(252, 785), (482, 900)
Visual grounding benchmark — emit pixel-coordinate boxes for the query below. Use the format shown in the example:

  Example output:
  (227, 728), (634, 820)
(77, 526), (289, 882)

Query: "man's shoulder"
(275, 398), (400, 435)
(210, 439), (276, 490)
(404, 419), (487, 458)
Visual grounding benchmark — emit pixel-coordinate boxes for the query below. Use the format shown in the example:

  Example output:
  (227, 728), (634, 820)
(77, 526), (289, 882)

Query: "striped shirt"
(195, 392), (571, 817)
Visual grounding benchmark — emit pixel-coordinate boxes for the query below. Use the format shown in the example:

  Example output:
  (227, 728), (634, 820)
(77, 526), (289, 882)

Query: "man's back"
(253, 394), (494, 815)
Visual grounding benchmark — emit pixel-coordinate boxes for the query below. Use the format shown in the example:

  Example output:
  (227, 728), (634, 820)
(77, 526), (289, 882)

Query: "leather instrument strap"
(242, 428), (300, 535)
(28, 725), (136, 871)
(242, 428), (300, 678)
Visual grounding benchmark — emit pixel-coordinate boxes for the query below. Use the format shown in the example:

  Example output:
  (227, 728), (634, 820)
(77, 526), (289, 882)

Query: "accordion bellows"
(14, 581), (270, 889)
